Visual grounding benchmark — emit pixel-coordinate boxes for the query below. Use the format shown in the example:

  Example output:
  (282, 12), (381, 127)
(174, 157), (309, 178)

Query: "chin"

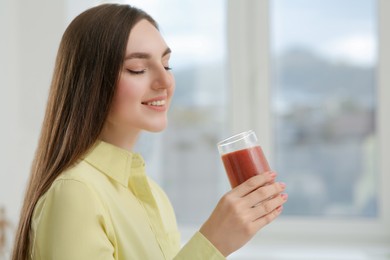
(146, 122), (168, 133)
(148, 128), (166, 133)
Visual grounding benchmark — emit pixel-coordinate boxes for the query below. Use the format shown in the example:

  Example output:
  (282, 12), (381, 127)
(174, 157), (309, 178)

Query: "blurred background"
(1, 0), (389, 259)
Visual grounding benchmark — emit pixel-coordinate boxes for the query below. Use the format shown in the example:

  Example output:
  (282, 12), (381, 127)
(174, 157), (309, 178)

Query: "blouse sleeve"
(31, 179), (115, 260)
(173, 232), (226, 260)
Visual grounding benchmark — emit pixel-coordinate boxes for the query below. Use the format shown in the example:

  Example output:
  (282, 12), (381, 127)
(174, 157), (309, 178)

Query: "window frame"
(227, 0), (390, 245)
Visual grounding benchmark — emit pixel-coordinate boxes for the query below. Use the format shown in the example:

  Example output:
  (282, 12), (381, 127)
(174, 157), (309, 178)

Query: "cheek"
(168, 76), (176, 97)
(110, 79), (140, 119)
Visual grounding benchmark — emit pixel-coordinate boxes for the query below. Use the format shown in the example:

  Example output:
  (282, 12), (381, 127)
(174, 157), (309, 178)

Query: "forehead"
(126, 19), (168, 54)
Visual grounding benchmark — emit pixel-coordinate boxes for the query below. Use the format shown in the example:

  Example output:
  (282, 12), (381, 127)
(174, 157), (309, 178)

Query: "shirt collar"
(83, 140), (145, 187)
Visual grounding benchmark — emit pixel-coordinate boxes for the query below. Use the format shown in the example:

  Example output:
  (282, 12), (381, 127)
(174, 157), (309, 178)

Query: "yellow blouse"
(30, 141), (225, 260)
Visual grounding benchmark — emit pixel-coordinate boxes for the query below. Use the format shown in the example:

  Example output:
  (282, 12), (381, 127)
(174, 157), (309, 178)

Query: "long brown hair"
(12, 4), (157, 259)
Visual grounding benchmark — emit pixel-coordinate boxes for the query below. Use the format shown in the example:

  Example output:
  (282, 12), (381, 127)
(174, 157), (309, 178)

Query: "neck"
(99, 123), (140, 151)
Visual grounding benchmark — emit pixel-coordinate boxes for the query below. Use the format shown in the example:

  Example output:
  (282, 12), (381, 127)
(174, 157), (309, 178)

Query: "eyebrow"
(125, 47), (171, 60)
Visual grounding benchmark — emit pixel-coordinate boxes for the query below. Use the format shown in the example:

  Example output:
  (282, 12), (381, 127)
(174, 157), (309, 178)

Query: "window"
(271, 0), (378, 218)
(124, 0), (390, 244)
(229, 0), (390, 244)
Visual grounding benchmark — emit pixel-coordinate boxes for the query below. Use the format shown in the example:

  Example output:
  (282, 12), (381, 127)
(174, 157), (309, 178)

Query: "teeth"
(146, 100), (166, 106)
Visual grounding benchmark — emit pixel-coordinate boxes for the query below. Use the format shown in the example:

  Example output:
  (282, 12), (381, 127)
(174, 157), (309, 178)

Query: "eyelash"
(127, 66), (172, 75)
(127, 69), (146, 75)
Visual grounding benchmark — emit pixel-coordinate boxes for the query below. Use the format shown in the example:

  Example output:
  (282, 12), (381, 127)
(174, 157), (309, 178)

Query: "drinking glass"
(217, 130), (271, 188)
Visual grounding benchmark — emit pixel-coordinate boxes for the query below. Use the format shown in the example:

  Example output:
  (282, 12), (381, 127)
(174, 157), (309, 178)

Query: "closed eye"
(127, 69), (146, 75)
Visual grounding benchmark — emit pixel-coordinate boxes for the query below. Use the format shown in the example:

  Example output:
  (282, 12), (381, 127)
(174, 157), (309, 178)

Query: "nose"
(152, 65), (174, 90)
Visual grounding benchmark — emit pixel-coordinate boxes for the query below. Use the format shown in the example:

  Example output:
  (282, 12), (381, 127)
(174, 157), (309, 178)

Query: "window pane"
(270, 0), (378, 217)
(128, 0), (228, 225)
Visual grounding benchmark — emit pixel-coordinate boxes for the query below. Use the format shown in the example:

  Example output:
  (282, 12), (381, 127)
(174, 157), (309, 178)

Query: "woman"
(12, 4), (287, 260)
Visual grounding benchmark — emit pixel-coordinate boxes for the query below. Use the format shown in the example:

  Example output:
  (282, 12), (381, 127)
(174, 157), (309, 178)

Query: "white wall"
(0, 2), (111, 256)
(0, 0), (66, 227)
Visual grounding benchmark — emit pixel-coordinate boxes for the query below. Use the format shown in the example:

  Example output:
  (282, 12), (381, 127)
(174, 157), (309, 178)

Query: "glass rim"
(217, 130), (255, 147)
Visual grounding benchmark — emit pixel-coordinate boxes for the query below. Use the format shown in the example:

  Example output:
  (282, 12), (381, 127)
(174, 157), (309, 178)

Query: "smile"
(144, 100), (166, 106)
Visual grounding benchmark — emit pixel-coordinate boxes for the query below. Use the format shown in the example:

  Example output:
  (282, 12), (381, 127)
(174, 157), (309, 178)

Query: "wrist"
(199, 225), (230, 257)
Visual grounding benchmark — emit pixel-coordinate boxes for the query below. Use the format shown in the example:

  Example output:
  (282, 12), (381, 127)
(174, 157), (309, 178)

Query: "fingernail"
(279, 182), (286, 189)
(268, 171), (277, 178)
(281, 193), (288, 200)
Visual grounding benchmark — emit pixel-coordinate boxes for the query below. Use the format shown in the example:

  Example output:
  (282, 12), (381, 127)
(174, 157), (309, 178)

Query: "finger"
(250, 193), (288, 221)
(232, 171), (277, 197)
(251, 205), (284, 231)
(243, 182), (286, 208)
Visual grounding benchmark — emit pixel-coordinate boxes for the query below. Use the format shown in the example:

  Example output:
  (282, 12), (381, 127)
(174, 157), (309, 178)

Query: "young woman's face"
(107, 19), (175, 135)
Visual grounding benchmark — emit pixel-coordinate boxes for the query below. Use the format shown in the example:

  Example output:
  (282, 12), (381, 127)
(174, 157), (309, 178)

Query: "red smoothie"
(221, 146), (270, 188)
